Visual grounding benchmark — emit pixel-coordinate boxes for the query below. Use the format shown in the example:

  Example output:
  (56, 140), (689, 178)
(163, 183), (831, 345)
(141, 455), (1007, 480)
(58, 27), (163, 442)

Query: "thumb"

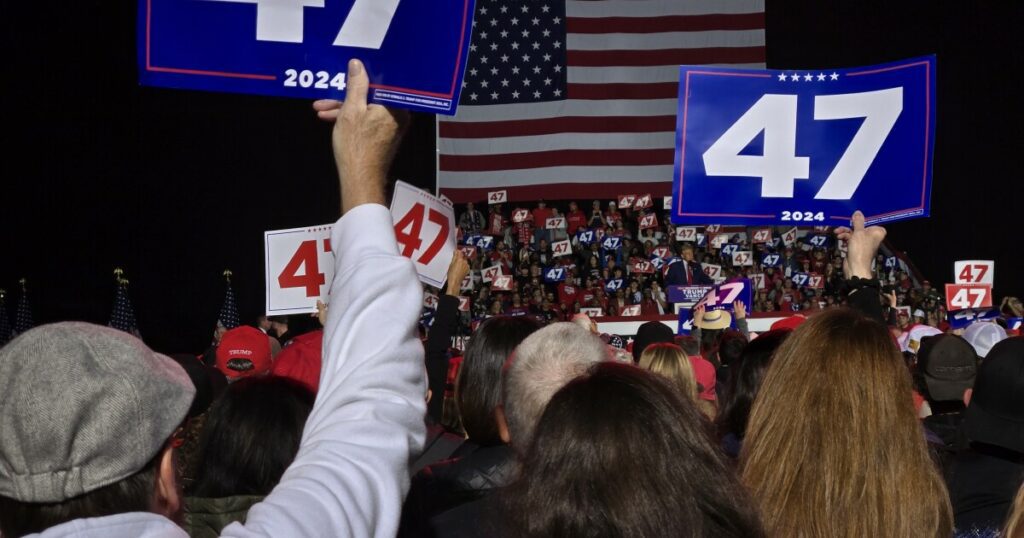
(344, 59), (370, 109)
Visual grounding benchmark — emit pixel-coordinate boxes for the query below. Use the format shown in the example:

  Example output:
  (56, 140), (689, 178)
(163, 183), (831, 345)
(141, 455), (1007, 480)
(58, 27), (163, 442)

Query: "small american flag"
(439, 0), (766, 202)
(14, 281), (34, 336)
(0, 291), (12, 346)
(109, 279), (140, 336)
(219, 272), (241, 329)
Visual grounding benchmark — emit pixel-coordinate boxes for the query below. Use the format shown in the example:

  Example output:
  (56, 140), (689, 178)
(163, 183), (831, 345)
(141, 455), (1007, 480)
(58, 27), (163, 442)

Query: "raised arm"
(424, 252), (470, 422)
(225, 59), (424, 538)
(834, 210), (886, 324)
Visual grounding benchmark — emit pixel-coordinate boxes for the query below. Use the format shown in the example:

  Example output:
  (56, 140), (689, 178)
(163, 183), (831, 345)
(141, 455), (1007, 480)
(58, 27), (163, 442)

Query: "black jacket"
(947, 442), (1024, 533)
(400, 445), (517, 537)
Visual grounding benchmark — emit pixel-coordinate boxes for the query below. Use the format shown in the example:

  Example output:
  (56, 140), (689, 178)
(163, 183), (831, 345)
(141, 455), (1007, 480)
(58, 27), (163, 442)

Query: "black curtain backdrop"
(2, 1), (1021, 352)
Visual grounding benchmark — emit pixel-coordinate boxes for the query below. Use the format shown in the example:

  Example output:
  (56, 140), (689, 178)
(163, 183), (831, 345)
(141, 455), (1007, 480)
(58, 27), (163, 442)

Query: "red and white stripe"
(438, 0), (765, 203)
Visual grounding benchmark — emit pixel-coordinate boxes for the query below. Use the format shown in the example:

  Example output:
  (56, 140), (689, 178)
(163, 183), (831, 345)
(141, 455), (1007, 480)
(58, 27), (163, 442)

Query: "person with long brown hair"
(739, 212), (953, 537)
(502, 362), (764, 537)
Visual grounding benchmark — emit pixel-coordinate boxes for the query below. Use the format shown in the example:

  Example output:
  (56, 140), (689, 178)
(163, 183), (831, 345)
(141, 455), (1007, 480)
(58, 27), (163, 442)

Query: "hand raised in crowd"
(445, 250), (471, 297)
(733, 300), (746, 319)
(834, 210), (886, 280)
(693, 303), (706, 321)
(312, 299), (328, 326)
(312, 59), (409, 213)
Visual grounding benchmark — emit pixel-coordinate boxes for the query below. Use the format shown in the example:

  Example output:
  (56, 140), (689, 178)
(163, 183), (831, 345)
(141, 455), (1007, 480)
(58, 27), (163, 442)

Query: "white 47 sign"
(954, 260), (994, 285)
(265, 224), (335, 315)
(207, 0), (401, 49)
(703, 88), (903, 202)
(391, 181), (456, 288)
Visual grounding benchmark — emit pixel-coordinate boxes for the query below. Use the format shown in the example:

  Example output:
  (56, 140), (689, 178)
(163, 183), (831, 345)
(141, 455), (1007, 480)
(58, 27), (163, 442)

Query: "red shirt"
(532, 207), (554, 227)
(566, 210), (587, 235)
(640, 299), (660, 316)
(558, 282), (579, 308)
(605, 211), (622, 226)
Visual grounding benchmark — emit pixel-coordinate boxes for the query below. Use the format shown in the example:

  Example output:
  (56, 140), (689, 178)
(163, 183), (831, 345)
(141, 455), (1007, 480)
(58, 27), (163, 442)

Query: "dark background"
(2, 2), (1021, 352)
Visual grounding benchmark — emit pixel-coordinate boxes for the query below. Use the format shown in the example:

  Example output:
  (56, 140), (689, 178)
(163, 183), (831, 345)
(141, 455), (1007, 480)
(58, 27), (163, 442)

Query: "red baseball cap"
(216, 326), (272, 379)
(271, 330), (324, 393)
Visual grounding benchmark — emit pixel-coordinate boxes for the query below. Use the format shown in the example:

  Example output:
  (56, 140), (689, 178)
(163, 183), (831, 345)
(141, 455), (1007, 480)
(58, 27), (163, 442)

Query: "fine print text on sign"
(672, 56), (936, 226)
(391, 180), (457, 288)
(265, 224), (335, 315)
(139, 0), (477, 114)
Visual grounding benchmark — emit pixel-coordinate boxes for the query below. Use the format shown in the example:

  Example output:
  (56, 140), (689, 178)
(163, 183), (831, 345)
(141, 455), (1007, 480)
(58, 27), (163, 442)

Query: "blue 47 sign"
(138, 0), (476, 115)
(671, 56), (936, 226)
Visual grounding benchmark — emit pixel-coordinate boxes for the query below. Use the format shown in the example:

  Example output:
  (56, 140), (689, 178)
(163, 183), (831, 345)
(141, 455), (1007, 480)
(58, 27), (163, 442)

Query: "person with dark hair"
(185, 377), (314, 536)
(499, 362), (764, 537)
(947, 337), (1024, 534)
(631, 320), (674, 363)
(0, 59), (428, 537)
(912, 334), (977, 469)
(400, 315), (542, 536)
(715, 330), (789, 458)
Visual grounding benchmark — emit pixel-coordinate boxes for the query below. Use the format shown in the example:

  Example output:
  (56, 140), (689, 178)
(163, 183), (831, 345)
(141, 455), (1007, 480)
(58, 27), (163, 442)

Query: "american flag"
(0, 291), (12, 346)
(14, 281), (34, 336)
(219, 276), (241, 329)
(109, 280), (140, 336)
(438, 0), (765, 202)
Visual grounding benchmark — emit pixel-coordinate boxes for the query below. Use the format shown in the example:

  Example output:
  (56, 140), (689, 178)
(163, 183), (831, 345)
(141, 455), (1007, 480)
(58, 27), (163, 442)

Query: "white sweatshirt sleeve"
(223, 204), (427, 538)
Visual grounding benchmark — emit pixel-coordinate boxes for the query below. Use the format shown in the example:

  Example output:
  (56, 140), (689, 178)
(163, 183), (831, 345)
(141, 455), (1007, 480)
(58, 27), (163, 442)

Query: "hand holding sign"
(315, 60), (409, 213)
(834, 210), (886, 280)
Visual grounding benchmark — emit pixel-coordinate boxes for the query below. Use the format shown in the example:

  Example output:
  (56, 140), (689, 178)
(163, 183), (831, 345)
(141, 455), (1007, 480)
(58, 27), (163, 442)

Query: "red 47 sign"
(703, 264), (722, 279)
(512, 209), (530, 223)
(458, 245), (477, 259)
(806, 273), (824, 289)
(546, 217), (566, 230)
(634, 193), (653, 209)
(946, 284), (993, 311)
(638, 213), (658, 230)
(620, 305), (641, 316)
(391, 181), (456, 288)
(552, 239), (573, 257)
(954, 260), (994, 285)
(265, 224), (335, 315)
(751, 228), (772, 244)
(617, 194), (637, 209)
(491, 275), (514, 291)
(782, 227), (798, 247)
(651, 246), (672, 260)
(631, 259), (655, 274)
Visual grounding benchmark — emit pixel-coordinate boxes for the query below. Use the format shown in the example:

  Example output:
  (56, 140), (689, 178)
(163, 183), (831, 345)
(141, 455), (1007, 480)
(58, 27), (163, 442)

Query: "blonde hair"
(1005, 483), (1024, 538)
(639, 343), (698, 402)
(739, 308), (953, 537)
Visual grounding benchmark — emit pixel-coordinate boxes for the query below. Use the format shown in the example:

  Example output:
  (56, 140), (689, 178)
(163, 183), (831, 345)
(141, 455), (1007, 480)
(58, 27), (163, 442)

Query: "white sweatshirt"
(28, 204), (428, 538)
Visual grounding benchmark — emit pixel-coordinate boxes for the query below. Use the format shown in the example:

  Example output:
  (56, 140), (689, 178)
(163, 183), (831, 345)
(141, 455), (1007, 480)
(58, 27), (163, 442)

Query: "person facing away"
(184, 377), (314, 537)
(739, 308), (953, 537)
(498, 362), (764, 537)
(0, 58), (427, 538)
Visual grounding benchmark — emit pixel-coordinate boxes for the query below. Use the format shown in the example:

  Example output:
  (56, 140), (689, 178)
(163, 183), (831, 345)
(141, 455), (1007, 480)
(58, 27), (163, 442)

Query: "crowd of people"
(443, 192), (963, 332)
(1, 60), (1022, 538)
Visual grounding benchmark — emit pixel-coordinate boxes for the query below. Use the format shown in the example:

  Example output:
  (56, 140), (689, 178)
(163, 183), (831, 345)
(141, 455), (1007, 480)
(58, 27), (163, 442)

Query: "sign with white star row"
(672, 56), (937, 227)
(777, 72), (842, 82)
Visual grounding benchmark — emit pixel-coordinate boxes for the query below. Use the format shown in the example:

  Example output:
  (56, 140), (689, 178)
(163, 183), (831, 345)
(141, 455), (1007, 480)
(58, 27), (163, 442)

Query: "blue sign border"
(137, 0), (475, 115)
(671, 56), (936, 226)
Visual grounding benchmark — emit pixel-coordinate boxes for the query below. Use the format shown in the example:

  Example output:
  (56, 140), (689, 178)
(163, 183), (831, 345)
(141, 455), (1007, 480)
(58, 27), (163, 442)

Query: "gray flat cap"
(0, 322), (195, 502)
